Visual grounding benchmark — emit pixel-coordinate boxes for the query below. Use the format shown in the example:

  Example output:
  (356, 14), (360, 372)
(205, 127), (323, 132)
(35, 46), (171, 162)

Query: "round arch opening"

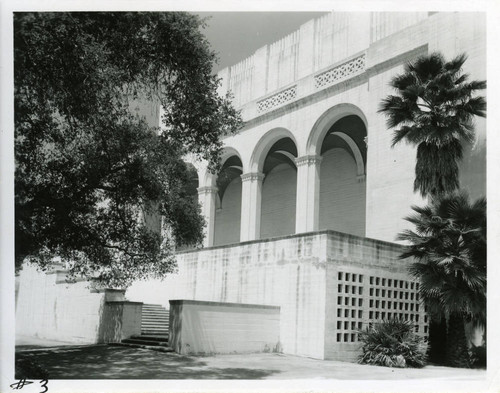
(213, 154), (243, 246)
(260, 137), (298, 239)
(318, 114), (367, 236)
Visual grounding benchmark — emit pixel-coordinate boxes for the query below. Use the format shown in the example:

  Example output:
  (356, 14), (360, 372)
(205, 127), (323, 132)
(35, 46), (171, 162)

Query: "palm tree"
(398, 192), (486, 367)
(379, 52), (486, 197)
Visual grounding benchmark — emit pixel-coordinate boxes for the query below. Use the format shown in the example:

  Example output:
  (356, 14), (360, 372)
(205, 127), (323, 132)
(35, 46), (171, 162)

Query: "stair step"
(122, 338), (169, 346)
(142, 321), (169, 325)
(131, 335), (169, 342)
(142, 304), (166, 310)
(142, 319), (168, 322)
(141, 329), (169, 333)
(140, 303), (169, 336)
(141, 324), (168, 328)
(110, 343), (174, 352)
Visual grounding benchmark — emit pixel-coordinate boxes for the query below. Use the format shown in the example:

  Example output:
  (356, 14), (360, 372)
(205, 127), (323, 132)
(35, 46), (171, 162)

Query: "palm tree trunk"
(428, 319), (447, 364)
(445, 313), (470, 368)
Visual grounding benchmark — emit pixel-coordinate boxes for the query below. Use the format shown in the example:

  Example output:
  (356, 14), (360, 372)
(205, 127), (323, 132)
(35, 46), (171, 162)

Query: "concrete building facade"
(125, 12), (486, 359)
(189, 11), (486, 248)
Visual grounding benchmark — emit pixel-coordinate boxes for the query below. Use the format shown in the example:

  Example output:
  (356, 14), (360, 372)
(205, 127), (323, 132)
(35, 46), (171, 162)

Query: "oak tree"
(15, 12), (241, 287)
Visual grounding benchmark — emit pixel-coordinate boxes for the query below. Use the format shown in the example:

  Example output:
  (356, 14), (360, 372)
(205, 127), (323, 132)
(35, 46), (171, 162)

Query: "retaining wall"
(16, 263), (142, 344)
(169, 300), (280, 355)
(127, 230), (426, 360)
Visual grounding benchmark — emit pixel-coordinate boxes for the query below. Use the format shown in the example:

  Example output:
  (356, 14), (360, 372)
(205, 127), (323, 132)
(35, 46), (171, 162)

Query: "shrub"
(358, 319), (428, 368)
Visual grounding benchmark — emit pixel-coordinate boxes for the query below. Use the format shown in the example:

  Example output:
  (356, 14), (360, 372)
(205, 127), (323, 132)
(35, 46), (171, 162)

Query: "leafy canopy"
(15, 12), (242, 287)
(379, 52), (486, 197)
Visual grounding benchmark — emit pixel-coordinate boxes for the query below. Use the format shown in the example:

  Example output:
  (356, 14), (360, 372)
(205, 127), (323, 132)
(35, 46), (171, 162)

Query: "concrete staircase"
(114, 304), (173, 352)
(141, 304), (170, 335)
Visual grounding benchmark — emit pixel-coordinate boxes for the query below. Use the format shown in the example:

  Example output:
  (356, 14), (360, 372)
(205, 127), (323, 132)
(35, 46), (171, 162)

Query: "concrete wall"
(16, 264), (105, 343)
(128, 233), (329, 358)
(169, 300), (280, 355)
(99, 301), (143, 343)
(319, 148), (365, 236)
(127, 231), (424, 360)
(16, 263), (142, 344)
(323, 234), (428, 361)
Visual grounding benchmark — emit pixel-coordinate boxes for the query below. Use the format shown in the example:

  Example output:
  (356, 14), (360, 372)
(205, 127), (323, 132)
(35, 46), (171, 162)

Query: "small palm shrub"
(358, 319), (428, 368)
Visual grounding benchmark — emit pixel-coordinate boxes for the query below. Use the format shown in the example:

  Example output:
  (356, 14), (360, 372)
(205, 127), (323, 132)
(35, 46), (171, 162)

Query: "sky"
(195, 12), (329, 73)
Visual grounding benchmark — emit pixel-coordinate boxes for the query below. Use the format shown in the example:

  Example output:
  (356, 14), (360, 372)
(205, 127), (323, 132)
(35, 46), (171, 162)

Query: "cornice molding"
(295, 155), (323, 167)
(240, 172), (265, 182)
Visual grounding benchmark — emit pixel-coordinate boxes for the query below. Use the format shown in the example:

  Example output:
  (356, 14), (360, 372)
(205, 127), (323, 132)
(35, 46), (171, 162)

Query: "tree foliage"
(14, 12), (242, 287)
(398, 191), (486, 366)
(379, 52), (486, 197)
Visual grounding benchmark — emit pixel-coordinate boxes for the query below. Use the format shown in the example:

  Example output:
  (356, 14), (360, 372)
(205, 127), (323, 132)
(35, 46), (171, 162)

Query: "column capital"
(295, 154), (323, 167)
(197, 186), (218, 196)
(240, 172), (265, 183)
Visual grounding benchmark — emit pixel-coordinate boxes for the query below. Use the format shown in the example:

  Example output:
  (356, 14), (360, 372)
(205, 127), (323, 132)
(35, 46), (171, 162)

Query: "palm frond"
(453, 73), (469, 85)
(444, 53), (467, 73)
(466, 80), (486, 91)
(391, 72), (417, 91)
(391, 126), (415, 147)
(460, 96), (487, 118)
(412, 53), (445, 81)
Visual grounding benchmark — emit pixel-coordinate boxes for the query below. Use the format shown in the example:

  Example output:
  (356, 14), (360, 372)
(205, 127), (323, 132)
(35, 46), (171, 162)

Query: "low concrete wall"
(99, 301), (143, 343)
(16, 264), (106, 343)
(169, 300), (280, 355)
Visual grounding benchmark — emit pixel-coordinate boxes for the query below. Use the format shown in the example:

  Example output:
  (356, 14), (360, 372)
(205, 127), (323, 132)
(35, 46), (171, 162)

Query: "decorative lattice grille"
(336, 271), (365, 343)
(257, 85), (297, 113)
(314, 54), (366, 89)
(367, 275), (428, 334)
(335, 271), (428, 344)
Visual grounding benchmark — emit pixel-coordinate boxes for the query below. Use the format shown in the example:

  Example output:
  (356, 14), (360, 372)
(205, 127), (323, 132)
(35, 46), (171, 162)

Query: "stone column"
(197, 186), (218, 247)
(295, 155), (323, 233)
(240, 172), (265, 242)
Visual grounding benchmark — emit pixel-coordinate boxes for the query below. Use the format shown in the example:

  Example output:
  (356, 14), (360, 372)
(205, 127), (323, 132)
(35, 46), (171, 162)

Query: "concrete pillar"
(197, 186), (218, 247)
(240, 172), (265, 241)
(295, 155), (323, 233)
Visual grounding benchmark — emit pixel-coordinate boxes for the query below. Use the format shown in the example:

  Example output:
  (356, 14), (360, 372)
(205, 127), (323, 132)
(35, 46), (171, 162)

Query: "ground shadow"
(15, 346), (278, 379)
